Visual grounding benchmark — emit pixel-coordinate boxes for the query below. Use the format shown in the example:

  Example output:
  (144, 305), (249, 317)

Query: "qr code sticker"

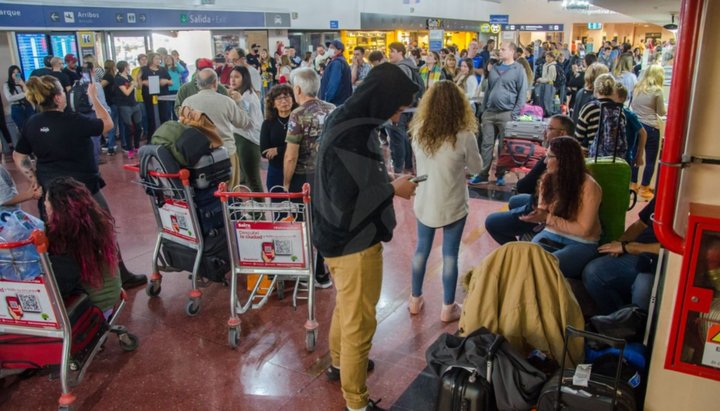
(176, 214), (188, 230)
(274, 239), (293, 256)
(17, 293), (41, 313)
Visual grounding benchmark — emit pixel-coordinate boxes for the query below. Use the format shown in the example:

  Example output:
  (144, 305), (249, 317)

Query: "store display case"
(666, 203), (720, 381)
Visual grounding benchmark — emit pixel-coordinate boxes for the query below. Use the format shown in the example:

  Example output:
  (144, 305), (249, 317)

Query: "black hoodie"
(312, 63), (418, 258)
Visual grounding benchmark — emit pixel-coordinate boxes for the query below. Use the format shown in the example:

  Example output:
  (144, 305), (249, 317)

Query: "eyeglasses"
(274, 95), (292, 101)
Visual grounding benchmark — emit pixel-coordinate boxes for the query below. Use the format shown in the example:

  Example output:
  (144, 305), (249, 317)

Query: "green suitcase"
(586, 156), (631, 244)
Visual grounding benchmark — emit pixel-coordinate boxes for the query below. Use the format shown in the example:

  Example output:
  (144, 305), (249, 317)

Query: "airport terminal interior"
(0, 0), (719, 410)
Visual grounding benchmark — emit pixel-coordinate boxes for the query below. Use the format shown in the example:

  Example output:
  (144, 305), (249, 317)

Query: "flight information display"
(50, 33), (78, 60)
(16, 33), (49, 81)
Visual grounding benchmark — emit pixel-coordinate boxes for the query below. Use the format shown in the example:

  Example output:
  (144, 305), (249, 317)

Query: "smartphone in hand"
(410, 175), (428, 183)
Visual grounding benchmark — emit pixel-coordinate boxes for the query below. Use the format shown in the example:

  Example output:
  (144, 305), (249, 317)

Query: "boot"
(119, 259), (147, 289)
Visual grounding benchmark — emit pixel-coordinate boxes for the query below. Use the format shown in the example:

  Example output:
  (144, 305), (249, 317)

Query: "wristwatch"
(621, 241), (629, 254)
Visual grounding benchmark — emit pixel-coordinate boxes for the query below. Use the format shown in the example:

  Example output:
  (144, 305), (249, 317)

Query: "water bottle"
(553, 95), (561, 115)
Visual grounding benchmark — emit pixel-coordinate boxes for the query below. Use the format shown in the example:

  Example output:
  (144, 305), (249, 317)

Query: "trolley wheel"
(276, 279), (285, 300)
(118, 333), (139, 352)
(185, 300), (200, 316)
(305, 329), (317, 352)
(146, 281), (161, 297)
(228, 327), (240, 348)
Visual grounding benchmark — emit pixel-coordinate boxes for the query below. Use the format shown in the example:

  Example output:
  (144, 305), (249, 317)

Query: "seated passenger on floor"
(581, 199), (659, 315)
(485, 115), (573, 245)
(44, 177), (121, 319)
(519, 137), (602, 279)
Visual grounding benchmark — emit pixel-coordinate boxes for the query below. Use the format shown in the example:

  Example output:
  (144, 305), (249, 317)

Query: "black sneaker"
(315, 272), (333, 289)
(327, 359), (375, 382)
(343, 398), (384, 411)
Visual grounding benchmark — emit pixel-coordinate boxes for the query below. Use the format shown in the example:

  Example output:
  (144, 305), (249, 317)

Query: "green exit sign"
(180, 14), (188, 24)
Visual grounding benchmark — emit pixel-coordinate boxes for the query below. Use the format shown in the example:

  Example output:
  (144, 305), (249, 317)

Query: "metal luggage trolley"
(214, 182), (319, 351)
(0, 230), (137, 411)
(123, 165), (207, 316)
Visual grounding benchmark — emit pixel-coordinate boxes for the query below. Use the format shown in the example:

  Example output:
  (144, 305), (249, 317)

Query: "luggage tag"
(573, 363), (592, 387)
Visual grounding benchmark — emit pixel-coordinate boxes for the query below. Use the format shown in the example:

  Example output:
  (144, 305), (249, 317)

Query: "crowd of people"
(0, 34), (672, 411)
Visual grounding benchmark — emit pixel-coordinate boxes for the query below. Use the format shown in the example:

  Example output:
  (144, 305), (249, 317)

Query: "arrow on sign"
(138, 14), (147, 23)
(49, 12), (60, 22)
(115, 13), (124, 23)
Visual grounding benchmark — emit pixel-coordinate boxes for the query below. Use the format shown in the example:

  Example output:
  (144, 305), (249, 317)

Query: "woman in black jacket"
(260, 84), (297, 191)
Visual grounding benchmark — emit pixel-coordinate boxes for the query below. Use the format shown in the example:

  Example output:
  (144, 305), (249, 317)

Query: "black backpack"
(552, 63), (566, 90)
(398, 62), (425, 105)
(68, 81), (93, 113)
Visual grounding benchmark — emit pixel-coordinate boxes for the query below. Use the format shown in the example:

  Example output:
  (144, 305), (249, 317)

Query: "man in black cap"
(313, 63), (418, 411)
(246, 43), (261, 70)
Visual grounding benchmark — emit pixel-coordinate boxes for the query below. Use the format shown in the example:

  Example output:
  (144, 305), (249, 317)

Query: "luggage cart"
(124, 165), (207, 316)
(214, 182), (319, 351)
(0, 230), (137, 411)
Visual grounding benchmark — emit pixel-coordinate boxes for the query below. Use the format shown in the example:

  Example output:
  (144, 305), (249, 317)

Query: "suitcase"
(189, 147), (231, 190)
(586, 157), (632, 245)
(437, 367), (495, 411)
(504, 121), (546, 142)
(497, 139), (546, 170)
(193, 187), (225, 238)
(138, 144), (184, 196)
(160, 230), (230, 283)
(536, 326), (637, 411)
(0, 293), (108, 370)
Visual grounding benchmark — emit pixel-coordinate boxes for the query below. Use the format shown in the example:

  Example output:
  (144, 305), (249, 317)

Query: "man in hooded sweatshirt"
(319, 40), (353, 106)
(313, 63), (418, 411)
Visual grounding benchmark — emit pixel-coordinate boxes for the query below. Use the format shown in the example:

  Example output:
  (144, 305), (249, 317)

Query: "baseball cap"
(329, 40), (345, 51)
(197, 58), (214, 70)
(64, 54), (77, 63)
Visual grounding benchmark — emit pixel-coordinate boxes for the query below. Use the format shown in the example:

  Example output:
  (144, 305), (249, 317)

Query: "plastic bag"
(0, 209), (45, 281)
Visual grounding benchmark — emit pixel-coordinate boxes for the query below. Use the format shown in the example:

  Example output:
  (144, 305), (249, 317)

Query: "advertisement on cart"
(0, 276), (59, 328)
(235, 221), (306, 268)
(158, 199), (198, 243)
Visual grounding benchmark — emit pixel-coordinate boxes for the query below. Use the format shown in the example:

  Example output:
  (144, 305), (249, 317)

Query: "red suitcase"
(0, 294), (108, 370)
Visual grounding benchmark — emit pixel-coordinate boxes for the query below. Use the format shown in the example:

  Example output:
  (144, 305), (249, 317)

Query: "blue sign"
(0, 2), (290, 29)
(489, 15), (509, 25)
(16, 33), (49, 81)
(330, 20), (339, 29)
(587, 22), (603, 30)
(501, 24), (564, 32)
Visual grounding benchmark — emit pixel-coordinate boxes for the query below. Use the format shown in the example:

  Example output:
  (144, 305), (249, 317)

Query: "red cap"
(196, 58), (214, 70)
(64, 54), (77, 63)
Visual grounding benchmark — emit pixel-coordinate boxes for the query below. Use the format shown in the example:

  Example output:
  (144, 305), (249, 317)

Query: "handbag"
(496, 139), (546, 170)
(426, 327), (547, 410)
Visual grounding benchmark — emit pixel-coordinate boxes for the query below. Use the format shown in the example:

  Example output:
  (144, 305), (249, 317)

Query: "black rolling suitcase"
(160, 230), (230, 283)
(189, 147), (231, 190)
(536, 326), (637, 411)
(435, 335), (503, 411)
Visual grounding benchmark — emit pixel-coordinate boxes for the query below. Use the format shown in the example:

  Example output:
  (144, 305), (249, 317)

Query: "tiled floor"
(0, 152), (511, 410)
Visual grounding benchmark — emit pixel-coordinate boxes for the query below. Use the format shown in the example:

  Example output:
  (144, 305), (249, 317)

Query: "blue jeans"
(632, 273), (654, 312)
(412, 216), (467, 305)
(631, 124), (660, 186)
(582, 253), (640, 315)
(266, 164), (283, 192)
(10, 104), (34, 145)
(386, 113), (411, 173)
(107, 105), (119, 152)
(485, 194), (537, 245)
(532, 230), (598, 279)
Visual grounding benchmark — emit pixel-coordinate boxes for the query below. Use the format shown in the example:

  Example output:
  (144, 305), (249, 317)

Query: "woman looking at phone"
(3, 66), (35, 148)
(520, 137), (602, 278)
(407, 80), (482, 322)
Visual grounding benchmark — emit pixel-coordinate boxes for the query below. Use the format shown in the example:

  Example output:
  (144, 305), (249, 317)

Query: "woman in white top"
(3, 65), (35, 148)
(407, 80), (483, 323)
(455, 58), (480, 112)
(229, 66), (264, 192)
(613, 53), (638, 101)
(630, 65), (666, 200)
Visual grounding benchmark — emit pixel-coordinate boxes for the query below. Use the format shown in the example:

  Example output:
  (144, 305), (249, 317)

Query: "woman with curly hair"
(520, 137), (602, 278)
(407, 80), (482, 322)
(260, 84), (298, 191)
(45, 177), (121, 318)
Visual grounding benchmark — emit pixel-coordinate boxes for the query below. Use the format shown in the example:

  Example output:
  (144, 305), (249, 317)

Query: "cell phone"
(410, 175), (428, 183)
(538, 237), (566, 251)
(81, 70), (92, 83)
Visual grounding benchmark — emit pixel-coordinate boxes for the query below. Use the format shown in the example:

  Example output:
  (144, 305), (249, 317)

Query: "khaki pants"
(325, 243), (383, 410)
(228, 152), (241, 189)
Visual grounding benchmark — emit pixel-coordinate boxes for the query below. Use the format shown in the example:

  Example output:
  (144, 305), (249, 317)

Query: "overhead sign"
(330, 20), (339, 29)
(427, 18), (441, 30)
(429, 29), (444, 52)
(490, 24), (501, 34)
(588, 22), (603, 30)
(480, 23), (491, 33)
(0, 2), (291, 29)
(489, 15), (509, 24)
(502, 24), (564, 32)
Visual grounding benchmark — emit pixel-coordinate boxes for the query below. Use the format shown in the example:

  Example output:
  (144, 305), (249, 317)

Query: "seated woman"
(520, 137), (602, 279)
(582, 199), (660, 315)
(44, 177), (121, 318)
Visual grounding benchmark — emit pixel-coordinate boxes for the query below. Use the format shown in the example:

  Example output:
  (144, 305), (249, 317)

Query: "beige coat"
(459, 242), (585, 366)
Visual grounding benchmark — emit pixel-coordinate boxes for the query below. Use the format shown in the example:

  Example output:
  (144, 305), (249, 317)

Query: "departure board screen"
(50, 33), (78, 61)
(16, 33), (49, 81)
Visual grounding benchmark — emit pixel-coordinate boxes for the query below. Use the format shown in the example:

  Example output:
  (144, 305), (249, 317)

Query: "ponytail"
(25, 75), (61, 111)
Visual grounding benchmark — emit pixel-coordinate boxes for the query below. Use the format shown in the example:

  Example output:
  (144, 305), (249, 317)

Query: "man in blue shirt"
(318, 40), (352, 106)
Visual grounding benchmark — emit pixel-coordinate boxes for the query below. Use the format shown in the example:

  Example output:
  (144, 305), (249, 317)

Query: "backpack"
(398, 62), (425, 105)
(552, 63), (566, 90)
(68, 81), (93, 113)
(150, 121), (211, 166)
(590, 101), (628, 159)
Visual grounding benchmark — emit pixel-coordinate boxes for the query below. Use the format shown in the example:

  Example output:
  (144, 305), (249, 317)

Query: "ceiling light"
(664, 13), (678, 31)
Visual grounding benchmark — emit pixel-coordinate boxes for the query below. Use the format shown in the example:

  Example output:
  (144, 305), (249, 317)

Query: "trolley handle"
(0, 229), (49, 253)
(215, 182), (311, 203)
(123, 164), (191, 186)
